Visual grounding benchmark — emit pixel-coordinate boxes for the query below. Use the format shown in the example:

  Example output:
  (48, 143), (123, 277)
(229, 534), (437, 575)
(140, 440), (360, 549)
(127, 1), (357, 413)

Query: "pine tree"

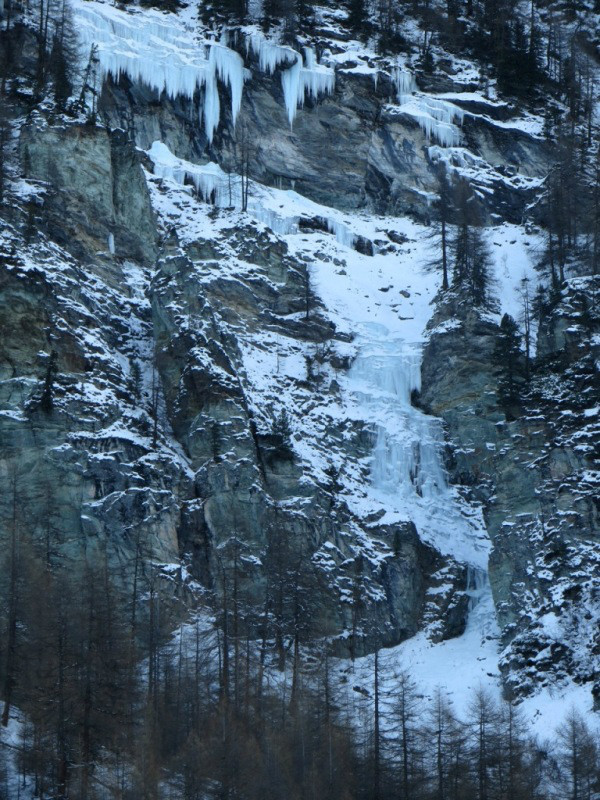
(39, 350), (58, 414)
(49, 34), (71, 110)
(467, 688), (498, 800)
(51, 0), (78, 109)
(219, 0), (248, 23)
(452, 179), (494, 307)
(376, 0), (404, 54)
(518, 277), (533, 380)
(493, 314), (522, 416)
(430, 162), (452, 291)
(556, 709), (599, 800)
(262, 0), (294, 31)
(391, 669), (422, 800)
(0, 105), (8, 208)
(347, 0), (370, 39)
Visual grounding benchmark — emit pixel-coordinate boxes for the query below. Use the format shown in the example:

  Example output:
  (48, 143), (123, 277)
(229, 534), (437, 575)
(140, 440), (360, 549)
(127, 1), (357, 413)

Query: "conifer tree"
(347, 0), (370, 39)
(0, 106), (8, 208)
(49, 34), (71, 110)
(494, 313), (522, 415)
(452, 179), (493, 307)
(430, 161), (452, 291)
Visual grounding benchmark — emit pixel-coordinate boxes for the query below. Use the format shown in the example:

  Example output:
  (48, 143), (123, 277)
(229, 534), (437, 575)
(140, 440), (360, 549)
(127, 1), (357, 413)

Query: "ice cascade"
(348, 328), (489, 568)
(387, 64), (464, 147)
(73, 0), (248, 142)
(391, 66), (417, 103)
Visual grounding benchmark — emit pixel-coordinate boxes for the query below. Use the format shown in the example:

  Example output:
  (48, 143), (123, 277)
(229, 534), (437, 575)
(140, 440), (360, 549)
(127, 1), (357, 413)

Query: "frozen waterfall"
(73, 2), (334, 141)
(348, 325), (489, 569)
(73, 1), (250, 143)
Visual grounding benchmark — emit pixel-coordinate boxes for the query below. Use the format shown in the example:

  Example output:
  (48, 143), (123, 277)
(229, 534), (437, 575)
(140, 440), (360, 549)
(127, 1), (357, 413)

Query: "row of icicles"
(72, 0), (464, 146)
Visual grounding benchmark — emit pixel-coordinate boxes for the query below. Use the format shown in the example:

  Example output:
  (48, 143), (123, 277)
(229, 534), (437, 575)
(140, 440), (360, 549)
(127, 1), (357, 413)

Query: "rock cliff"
(0, 1), (598, 715)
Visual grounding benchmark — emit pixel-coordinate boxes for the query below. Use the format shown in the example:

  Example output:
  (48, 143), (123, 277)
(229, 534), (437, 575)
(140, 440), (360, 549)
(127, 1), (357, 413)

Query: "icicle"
(327, 220), (356, 250)
(281, 55), (303, 125)
(108, 233), (115, 255)
(72, 1), (248, 145)
(281, 47), (335, 126)
(391, 65), (417, 103)
(248, 33), (297, 74)
(398, 95), (464, 147)
(203, 73), (220, 144)
(208, 43), (247, 126)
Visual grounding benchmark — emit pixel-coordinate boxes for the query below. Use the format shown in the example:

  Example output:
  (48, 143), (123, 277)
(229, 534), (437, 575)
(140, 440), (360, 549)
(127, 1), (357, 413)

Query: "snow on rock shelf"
(147, 140), (357, 246)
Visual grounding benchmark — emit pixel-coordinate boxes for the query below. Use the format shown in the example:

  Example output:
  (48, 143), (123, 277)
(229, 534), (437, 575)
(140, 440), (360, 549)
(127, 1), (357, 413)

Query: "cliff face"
(1, 125), (185, 587)
(0, 7), (597, 710)
(98, 60), (549, 222)
(420, 289), (600, 705)
(5, 110), (466, 655)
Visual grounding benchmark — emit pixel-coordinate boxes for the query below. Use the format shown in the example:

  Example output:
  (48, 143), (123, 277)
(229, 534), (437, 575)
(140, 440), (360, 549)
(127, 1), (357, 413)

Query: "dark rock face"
(420, 285), (600, 697)
(0, 212), (186, 587)
(1, 115), (470, 655)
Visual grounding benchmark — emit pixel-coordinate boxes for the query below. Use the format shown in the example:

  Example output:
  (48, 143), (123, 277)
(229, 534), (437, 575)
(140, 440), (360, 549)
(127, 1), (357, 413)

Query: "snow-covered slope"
(142, 138), (600, 728)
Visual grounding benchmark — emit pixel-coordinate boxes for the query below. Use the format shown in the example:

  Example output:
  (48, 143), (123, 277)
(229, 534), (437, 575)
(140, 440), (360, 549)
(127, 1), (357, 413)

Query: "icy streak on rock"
(147, 141), (357, 247)
(399, 96), (465, 148)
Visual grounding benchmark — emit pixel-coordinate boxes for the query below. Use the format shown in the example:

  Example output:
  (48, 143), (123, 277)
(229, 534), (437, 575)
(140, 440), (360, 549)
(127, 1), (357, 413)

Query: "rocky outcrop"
(420, 284), (599, 699)
(1, 120), (190, 619)
(20, 118), (157, 263)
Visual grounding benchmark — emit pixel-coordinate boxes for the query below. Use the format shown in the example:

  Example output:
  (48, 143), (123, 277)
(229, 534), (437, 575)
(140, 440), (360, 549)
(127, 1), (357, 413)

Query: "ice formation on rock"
(73, 0), (248, 142)
(348, 330), (488, 568)
(391, 66), (417, 103)
(281, 48), (335, 125)
(247, 33), (297, 74)
(387, 65), (462, 147)
(73, 2), (335, 137)
(248, 35), (335, 125)
(399, 95), (465, 147)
